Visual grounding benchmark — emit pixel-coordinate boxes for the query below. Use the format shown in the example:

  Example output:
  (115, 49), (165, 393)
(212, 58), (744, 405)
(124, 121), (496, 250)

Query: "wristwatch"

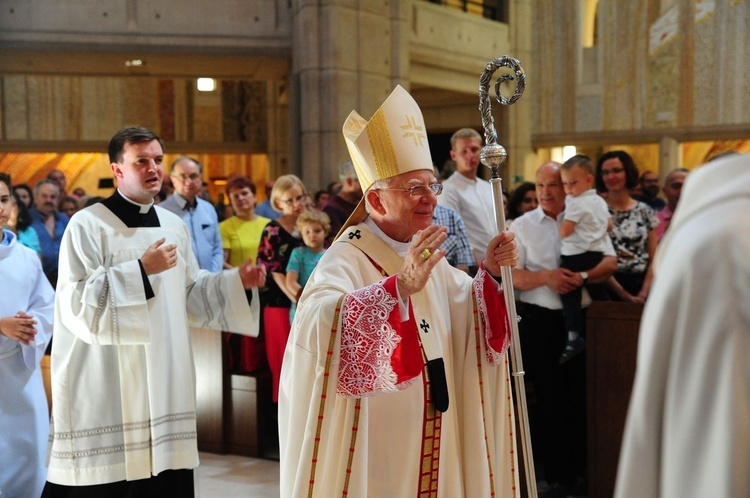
(580, 271), (589, 283)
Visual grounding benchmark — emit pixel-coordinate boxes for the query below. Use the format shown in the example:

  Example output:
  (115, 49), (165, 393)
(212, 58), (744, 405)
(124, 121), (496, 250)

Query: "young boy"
(558, 155), (612, 363)
(286, 209), (330, 322)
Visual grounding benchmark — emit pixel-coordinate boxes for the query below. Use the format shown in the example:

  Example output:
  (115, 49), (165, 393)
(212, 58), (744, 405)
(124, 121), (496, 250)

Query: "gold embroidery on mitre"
(401, 115), (426, 147)
(366, 108), (400, 181)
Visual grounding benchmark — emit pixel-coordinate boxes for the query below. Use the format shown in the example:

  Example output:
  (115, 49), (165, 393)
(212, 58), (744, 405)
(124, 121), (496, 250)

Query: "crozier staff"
(279, 85), (520, 498)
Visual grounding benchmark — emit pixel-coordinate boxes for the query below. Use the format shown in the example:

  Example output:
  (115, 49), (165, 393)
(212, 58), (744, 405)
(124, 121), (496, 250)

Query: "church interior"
(2, 1), (748, 496)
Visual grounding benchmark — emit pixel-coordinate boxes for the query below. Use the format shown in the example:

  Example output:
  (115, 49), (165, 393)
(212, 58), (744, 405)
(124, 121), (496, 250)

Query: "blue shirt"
(159, 193), (224, 272)
(17, 227), (42, 255)
(29, 207), (69, 280)
(286, 245), (325, 321)
(0, 228), (12, 246)
(432, 204), (475, 268)
(255, 199), (280, 220)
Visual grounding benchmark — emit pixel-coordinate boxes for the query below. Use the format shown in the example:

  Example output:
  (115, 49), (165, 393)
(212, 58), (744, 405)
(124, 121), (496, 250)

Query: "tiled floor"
(196, 452), (280, 497)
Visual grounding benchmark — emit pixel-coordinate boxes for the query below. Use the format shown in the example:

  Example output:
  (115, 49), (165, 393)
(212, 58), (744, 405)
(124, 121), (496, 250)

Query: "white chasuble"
(279, 221), (519, 498)
(47, 203), (255, 486)
(615, 155), (750, 498)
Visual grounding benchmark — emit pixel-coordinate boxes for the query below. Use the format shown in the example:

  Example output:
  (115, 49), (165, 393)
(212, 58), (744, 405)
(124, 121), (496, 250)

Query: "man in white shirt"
(510, 161), (617, 496)
(437, 128), (494, 270)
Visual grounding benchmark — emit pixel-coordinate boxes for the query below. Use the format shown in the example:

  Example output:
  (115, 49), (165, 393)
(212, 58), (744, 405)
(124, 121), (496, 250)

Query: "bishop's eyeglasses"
(377, 183), (443, 197)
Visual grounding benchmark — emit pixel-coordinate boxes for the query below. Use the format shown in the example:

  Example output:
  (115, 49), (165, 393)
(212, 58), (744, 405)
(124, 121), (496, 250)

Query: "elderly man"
(43, 127), (266, 497)
(655, 168), (689, 242)
(159, 156), (223, 272)
(29, 179), (69, 287)
(279, 86), (519, 498)
(509, 161), (617, 496)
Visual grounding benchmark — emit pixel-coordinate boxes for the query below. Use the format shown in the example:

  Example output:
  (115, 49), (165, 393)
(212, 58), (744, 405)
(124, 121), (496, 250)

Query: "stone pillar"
(266, 80), (290, 182)
(659, 135), (681, 177)
(290, 0), (410, 191)
(508, 0), (536, 182)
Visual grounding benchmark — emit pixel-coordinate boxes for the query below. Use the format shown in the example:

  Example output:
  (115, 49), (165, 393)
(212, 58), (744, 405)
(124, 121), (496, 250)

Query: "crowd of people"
(0, 84), (707, 498)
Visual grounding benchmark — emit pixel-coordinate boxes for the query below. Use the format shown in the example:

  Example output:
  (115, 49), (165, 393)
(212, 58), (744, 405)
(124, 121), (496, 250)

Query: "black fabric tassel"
(426, 358), (449, 412)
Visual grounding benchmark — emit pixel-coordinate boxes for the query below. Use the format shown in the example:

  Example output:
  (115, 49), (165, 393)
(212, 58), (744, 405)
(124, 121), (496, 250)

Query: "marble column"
(290, 0), (410, 191)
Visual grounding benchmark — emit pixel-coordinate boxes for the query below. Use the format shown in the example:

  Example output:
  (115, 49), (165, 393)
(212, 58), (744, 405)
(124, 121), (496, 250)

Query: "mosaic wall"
(534, 0), (750, 136)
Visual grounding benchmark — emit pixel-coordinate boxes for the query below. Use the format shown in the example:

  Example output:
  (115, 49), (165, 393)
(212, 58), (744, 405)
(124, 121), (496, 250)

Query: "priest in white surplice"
(615, 153), (750, 498)
(43, 127), (266, 497)
(279, 86), (520, 498)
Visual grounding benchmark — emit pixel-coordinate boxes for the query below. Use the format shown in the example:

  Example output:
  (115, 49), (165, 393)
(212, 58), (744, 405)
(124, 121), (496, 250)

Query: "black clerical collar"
(102, 190), (160, 228)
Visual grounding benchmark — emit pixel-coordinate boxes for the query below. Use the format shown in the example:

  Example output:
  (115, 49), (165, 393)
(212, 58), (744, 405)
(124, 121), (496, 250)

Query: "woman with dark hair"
(12, 184), (33, 209)
(596, 150), (658, 302)
(220, 176), (270, 270)
(507, 181), (538, 220)
(313, 189), (331, 210)
(8, 192), (41, 255)
(219, 176), (271, 374)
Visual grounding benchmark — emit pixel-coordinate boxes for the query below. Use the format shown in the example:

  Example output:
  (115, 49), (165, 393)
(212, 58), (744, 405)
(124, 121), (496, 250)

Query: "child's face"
(561, 165), (593, 197)
(299, 222), (326, 250)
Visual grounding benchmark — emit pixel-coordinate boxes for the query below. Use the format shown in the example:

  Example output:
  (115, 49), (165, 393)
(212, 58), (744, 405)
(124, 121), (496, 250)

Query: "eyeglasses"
(279, 194), (306, 205)
(378, 183), (443, 197)
(172, 173), (201, 182)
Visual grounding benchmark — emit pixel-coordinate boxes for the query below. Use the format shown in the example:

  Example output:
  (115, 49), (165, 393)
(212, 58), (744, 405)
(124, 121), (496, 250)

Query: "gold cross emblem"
(401, 115), (426, 146)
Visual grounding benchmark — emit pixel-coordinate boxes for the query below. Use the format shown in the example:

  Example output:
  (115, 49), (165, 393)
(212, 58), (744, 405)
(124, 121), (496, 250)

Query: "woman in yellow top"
(220, 176), (271, 268)
(219, 175), (271, 373)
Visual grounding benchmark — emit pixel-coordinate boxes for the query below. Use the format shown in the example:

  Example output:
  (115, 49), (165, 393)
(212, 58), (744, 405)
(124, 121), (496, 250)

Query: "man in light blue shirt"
(160, 156), (223, 272)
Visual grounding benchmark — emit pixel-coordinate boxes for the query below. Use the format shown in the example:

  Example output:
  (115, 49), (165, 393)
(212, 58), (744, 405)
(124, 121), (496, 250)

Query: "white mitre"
(338, 85), (435, 234)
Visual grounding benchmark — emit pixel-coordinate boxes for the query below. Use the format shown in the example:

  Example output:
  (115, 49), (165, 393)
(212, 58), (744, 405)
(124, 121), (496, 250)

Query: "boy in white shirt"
(558, 155), (612, 363)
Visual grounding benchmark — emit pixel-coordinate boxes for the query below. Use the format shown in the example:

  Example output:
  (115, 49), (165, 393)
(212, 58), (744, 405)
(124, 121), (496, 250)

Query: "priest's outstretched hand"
(239, 259), (267, 289)
(397, 224), (447, 298)
(483, 231), (518, 277)
(140, 237), (178, 275)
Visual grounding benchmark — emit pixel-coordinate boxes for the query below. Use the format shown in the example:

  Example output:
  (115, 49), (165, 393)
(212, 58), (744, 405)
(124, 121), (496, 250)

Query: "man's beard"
(642, 185), (659, 198)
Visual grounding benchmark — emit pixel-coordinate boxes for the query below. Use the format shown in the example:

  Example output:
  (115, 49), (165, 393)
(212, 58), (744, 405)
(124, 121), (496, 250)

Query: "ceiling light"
(197, 78), (216, 92)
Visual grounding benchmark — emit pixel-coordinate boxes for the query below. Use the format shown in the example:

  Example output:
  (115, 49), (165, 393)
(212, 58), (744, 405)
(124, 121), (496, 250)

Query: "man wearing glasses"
(279, 86), (520, 498)
(160, 156), (223, 272)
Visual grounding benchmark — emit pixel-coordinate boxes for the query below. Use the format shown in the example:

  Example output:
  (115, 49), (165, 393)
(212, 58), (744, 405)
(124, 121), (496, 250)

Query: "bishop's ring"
(420, 248), (432, 260)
